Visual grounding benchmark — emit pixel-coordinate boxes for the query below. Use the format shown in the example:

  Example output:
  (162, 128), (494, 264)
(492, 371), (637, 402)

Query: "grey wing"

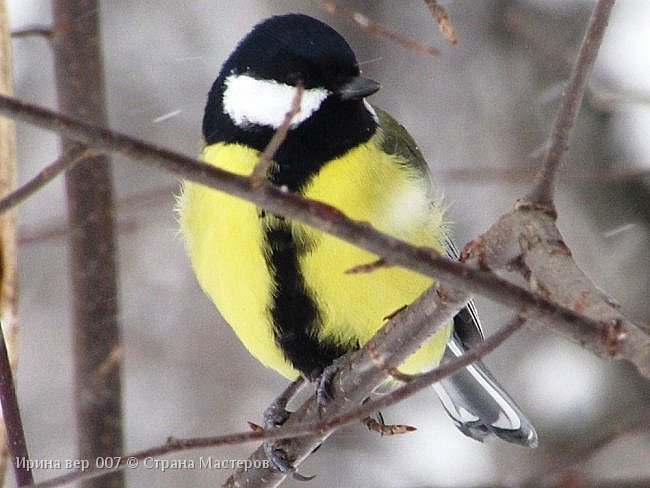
(434, 238), (538, 447)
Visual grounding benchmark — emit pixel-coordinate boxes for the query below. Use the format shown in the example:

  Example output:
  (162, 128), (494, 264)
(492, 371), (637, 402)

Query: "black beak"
(337, 76), (381, 100)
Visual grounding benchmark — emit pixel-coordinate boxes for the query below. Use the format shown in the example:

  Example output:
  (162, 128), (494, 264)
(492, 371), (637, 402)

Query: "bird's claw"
(263, 398), (291, 429)
(262, 380), (314, 481)
(316, 366), (336, 407)
(315, 356), (349, 408)
(262, 441), (314, 481)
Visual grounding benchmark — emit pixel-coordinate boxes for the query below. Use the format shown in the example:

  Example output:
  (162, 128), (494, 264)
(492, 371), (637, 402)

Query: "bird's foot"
(315, 356), (350, 408)
(262, 378), (314, 481)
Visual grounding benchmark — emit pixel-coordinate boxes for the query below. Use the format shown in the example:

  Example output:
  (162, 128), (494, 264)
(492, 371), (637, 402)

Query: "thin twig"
(317, 0), (440, 56)
(526, 0), (617, 212)
(423, 0), (458, 45)
(249, 82), (303, 185)
(225, 314), (526, 485)
(317, 315), (527, 436)
(11, 25), (53, 40)
(0, 1), (20, 483)
(0, 322), (32, 486)
(33, 286), (519, 488)
(588, 87), (650, 109)
(0, 94), (646, 376)
(0, 146), (92, 214)
(344, 257), (390, 274)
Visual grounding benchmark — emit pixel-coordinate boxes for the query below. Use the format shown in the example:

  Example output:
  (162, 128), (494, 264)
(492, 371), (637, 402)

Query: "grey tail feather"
(433, 335), (538, 447)
(439, 237), (537, 447)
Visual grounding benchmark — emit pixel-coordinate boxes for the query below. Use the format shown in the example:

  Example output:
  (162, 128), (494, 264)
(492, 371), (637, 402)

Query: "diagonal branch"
(525, 0), (616, 212)
(317, 0), (440, 56)
(0, 146), (92, 214)
(0, 94), (647, 377)
(0, 1), (24, 484)
(0, 322), (31, 486)
(32, 286), (525, 488)
(225, 314), (526, 485)
(250, 82), (303, 184)
(224, 282), (462, 485)
(423, 0), (458, 45)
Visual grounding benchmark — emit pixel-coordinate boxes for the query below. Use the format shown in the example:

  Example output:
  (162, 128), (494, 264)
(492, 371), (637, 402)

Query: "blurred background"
(6, 0), (650, 486)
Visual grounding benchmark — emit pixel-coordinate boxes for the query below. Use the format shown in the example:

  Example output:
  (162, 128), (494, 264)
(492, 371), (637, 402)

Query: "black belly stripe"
(262, 214), (350, 379)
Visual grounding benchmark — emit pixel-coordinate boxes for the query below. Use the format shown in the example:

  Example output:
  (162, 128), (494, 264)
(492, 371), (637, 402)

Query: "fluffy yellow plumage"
(176, 13), (537, 450)
(177, 123), (451, 380)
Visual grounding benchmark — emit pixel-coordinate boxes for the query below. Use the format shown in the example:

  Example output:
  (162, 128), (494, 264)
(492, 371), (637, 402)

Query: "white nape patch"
(223, 74), (329, 129)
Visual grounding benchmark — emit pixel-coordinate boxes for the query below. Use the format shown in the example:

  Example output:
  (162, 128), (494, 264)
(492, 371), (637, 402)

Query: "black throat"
(203, 87), (377, 191)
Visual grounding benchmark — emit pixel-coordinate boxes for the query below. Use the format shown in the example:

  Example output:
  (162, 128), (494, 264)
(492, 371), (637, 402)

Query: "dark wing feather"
(439, 240), (537, 446)
(375, 106), (431, 178)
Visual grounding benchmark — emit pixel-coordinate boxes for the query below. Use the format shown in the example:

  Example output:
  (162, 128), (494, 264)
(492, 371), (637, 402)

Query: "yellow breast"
(177, 143), (294, 376)
(177, 132), (451, 379)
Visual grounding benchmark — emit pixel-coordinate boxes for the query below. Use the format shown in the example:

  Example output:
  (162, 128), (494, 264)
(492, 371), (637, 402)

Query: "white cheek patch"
(222, 74), (330, 129)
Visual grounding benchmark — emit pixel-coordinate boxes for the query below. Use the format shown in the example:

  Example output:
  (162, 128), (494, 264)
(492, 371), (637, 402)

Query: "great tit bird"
(177, 13), (537, 448)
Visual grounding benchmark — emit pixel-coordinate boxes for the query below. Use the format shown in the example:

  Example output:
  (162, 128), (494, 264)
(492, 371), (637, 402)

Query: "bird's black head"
(203, 13), (380, 190)
(222, 13), (362, 92)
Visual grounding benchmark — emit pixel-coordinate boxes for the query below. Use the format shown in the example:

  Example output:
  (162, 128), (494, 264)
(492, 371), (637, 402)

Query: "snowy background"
(6, 0), (650, 486)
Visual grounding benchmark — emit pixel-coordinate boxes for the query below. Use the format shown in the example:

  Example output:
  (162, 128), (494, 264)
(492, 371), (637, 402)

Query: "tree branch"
(0, 146), (91, 214)
(423, 0), (458, 45)
(317, 0), (440, 56)
(0, 322), (31, 486)
(51, 2), (123, 487)
(224, 281), (464, 485)
(0, 0), (23, 484)
(225, 314), (526, 485)
(32, 289), (526, 488)
(250, 82), (303, 184)
(464, 206), (650, 362)
(525, 0), (616, 211)
(10, 24), (53, 40)
(0, 94), (647, 377)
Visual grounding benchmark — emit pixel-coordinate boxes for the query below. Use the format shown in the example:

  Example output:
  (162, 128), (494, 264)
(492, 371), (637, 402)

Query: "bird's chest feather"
(178, 143), (295, 377)
(298, 139), (446, 346)
(178, 138), (448, 377)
